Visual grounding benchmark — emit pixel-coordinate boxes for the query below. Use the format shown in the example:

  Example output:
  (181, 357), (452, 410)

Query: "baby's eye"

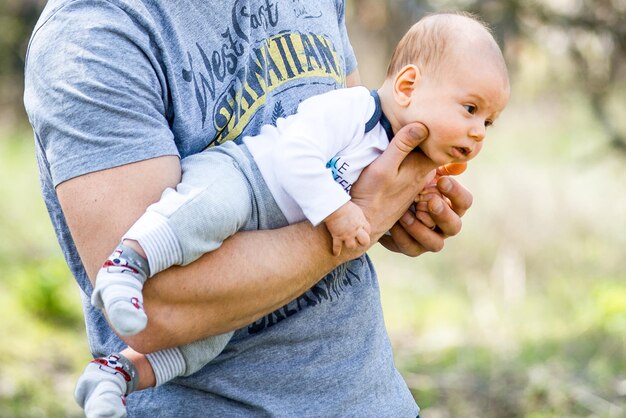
(464, 104), (477, 114)
(485, 119), (493, 127)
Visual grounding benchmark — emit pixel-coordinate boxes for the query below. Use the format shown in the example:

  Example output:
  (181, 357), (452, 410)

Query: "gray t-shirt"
(24, 1), (419, 416)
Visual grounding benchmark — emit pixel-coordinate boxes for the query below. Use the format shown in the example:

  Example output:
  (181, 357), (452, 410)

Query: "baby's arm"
(324, 201), (371, 256)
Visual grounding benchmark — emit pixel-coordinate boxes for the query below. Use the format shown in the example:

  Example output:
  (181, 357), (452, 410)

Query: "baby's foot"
(92, 246), (149, 336)
(75, 354), (137, 418)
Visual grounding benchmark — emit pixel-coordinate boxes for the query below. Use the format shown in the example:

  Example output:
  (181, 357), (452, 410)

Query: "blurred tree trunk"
(0, 0), (46, 129)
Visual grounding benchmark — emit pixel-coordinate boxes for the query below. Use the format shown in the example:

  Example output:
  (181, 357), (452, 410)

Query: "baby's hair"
(386, 11), (496, 79)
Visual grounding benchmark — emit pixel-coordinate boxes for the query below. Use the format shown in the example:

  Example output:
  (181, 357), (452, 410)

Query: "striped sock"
(146, 347), (187, 386)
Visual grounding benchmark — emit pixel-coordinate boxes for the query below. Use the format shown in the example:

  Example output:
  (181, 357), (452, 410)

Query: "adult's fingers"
(393, 218), (445, 255)
(415, 210), (436, 230)
(384, 223), (423, 257)
(437, 176), (473, 218)
(422, 175), (473, 238)
(378, 234), (402, 254)
(427, 196), (463, 237)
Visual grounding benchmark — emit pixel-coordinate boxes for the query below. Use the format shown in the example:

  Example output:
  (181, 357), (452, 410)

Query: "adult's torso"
(25, 1), (418, 416)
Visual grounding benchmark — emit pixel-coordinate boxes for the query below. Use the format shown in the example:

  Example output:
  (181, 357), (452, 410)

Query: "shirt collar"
(366, 89), (394, 141)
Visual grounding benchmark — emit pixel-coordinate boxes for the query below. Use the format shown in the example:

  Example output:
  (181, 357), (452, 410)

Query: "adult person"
(24, 1), (472, 416)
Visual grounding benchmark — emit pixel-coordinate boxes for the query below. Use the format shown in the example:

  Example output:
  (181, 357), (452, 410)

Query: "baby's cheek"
(418, 138), (437, 158)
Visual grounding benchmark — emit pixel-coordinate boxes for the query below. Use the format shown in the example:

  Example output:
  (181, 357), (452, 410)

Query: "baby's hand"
(413, 163), (466, 230)
(414, 185), (449, 230)
(324, 201), (371, 256)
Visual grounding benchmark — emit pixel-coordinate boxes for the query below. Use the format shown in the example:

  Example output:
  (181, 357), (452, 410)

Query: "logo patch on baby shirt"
(326, 156), (352, 193)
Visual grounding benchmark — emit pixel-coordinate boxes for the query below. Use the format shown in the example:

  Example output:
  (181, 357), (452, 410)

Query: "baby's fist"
(324, 201), (371, 256)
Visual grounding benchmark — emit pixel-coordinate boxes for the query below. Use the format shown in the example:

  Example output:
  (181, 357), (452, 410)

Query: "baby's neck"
(376, 81), (399, 134)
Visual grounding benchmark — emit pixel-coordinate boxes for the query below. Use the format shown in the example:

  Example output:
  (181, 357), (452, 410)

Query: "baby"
(76, 11), (510, 417)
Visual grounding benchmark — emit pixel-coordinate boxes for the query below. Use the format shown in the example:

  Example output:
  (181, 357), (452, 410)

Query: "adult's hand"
(382, 167), (473, 256)
(350, 122), (436, 243)
(413, 162), (467, 231)
(351, 122), (473, 257)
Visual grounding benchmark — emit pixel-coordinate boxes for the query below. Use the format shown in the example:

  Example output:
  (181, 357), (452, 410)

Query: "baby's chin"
(430, 149), (475, 167)
(428, 153), (459, 167)
(418, 147), (468, 167)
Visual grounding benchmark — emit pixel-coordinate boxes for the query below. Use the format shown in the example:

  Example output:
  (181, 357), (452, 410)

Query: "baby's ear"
(393, 64), (420, 107)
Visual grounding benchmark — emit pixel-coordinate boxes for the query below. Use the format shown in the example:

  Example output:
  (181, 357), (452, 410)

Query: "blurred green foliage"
(0, 133), (88, 417)
(12, 258), (84, 328)
(372, 85), (626, 416)
(0, 0), (45, 123)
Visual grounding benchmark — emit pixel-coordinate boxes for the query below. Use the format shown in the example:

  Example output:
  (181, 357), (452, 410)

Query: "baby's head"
(381, 12), (510, 166)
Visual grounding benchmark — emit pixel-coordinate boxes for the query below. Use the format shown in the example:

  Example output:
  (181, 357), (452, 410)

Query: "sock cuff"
(145, 347), (186, 386)
(123, 211), (183, 276)
(115, 243), (150, 279)
(91, 353), (139, 395)
(116, 353), (139, 394)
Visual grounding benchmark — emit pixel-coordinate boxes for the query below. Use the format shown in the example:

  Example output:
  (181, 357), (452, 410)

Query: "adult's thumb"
(378, 122), (429, 169)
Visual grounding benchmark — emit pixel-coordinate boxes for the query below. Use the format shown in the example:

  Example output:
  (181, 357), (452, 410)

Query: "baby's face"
(400, 53), (510, 166)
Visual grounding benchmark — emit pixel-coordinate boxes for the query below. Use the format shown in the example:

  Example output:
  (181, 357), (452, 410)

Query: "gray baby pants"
(124, 141), (288, 377)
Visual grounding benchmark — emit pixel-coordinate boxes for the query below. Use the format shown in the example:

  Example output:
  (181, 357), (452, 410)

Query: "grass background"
(1, 18), (625, 418)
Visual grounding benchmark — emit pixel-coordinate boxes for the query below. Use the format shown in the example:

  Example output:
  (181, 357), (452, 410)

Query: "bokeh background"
(1, 0), (625, 417)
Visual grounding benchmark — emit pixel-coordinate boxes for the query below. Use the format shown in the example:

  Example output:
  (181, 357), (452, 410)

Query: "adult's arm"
(28, 3), (469, 352)
(57, 120), (441, 353)
(58, 69), (470, 353)
(57, 156), (336, 353)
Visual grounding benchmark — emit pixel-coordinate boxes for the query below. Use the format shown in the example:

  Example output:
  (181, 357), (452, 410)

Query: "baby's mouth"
(452, 146), (472, 159)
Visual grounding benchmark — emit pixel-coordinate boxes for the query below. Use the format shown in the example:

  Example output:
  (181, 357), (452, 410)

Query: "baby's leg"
(146, 331), (234, 384)
(75, 332), (233, 416)
(123, 152), (253, 270)
(91, 150), (252, 336)
(75, 351), (139, 418)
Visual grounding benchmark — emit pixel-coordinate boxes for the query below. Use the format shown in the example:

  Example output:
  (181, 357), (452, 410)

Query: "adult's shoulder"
(24, 0), (176, 187)
(26, 0), (157, 63)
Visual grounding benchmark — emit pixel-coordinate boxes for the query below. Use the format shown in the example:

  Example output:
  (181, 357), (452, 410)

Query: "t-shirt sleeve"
(23, 1), (179, 187)
(336, 0), (358, 77)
